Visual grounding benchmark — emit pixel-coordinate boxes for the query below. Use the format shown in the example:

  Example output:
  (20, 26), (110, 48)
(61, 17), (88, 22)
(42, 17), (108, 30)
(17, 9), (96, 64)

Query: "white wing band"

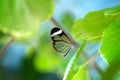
(51, 30), (62, 37)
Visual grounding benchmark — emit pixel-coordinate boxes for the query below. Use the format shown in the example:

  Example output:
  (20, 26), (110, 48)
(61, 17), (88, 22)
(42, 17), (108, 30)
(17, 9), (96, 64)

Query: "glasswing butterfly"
(50, 19), (79, 57)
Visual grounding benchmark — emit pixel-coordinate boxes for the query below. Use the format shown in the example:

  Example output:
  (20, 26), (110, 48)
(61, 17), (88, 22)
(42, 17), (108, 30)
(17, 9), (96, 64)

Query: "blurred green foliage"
(0, 0), (53, 38)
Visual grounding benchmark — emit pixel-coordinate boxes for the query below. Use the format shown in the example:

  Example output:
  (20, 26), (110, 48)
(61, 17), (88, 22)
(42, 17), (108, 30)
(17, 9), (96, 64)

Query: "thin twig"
(87, 35), (102, 42)
(84, 51), (99, 66)
(0, 37), (14, 57)
(50, 17), (61, 28)
(82, 51), (104, 75)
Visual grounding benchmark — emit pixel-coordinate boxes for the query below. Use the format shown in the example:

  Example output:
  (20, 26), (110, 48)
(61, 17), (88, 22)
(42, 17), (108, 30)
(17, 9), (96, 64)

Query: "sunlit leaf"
(99, 20), (120, 80)
(72, 65), (89, 80)
(105, 4), (120, 16)
(100, 20), (120, 65)
(0, 0), (54, 38)
(72, 4), (120, 41)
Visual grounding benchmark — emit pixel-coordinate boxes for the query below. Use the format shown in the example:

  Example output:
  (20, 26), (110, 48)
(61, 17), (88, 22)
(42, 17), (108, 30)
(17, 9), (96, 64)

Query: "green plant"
(0, 1), (120, 80)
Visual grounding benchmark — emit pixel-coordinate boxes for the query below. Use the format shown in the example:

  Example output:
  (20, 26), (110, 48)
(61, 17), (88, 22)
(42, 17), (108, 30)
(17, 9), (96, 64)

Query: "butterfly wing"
(51, 27), (73, 56)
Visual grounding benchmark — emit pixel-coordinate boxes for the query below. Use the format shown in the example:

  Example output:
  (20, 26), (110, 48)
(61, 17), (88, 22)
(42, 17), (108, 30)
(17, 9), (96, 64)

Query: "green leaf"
(72, 65), (89, 80)
(100, 63), (120, 80)
(99, 20), (120, 80)
(25, 0), (54, 20)
(0, 0), (54, 38)
(100, 20), (120, 65)
(72, 4), (120, 41)
(63, 40), (87, 80)
(105, 4), (120, 16)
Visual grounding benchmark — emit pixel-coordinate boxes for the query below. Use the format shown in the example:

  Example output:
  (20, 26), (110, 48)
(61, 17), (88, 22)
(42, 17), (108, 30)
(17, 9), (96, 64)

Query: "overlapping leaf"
(0, 0), (54, 38)
(100, 20), (120, 65)
(72, 4), (120, 41)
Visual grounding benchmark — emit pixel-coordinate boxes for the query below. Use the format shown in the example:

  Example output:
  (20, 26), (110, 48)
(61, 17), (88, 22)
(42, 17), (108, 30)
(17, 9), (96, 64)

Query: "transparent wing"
(51, 27), (74, 56)
(52, 34), (72, 54)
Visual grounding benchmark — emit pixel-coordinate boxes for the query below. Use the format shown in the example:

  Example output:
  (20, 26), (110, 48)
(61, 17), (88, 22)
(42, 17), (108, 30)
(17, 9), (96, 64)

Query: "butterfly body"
(51, 27), (79, 57)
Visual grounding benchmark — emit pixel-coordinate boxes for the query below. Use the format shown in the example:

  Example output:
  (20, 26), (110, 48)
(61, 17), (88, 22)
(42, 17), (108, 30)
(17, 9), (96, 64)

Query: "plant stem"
(87, 35), (102, 41)
(63, 40), (87, 80)
(50, 17), (61, 28)
(84, 51), (99, 66)
(0, 37), (14, 57)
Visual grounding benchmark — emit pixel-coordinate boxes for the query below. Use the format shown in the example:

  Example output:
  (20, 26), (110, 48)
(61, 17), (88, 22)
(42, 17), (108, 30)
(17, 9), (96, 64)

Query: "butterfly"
(50, 27), (79, 57)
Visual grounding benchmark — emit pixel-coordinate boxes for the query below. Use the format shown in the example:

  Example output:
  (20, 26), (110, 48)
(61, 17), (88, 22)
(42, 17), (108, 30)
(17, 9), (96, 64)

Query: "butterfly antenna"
(74, 32), (82, 41)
